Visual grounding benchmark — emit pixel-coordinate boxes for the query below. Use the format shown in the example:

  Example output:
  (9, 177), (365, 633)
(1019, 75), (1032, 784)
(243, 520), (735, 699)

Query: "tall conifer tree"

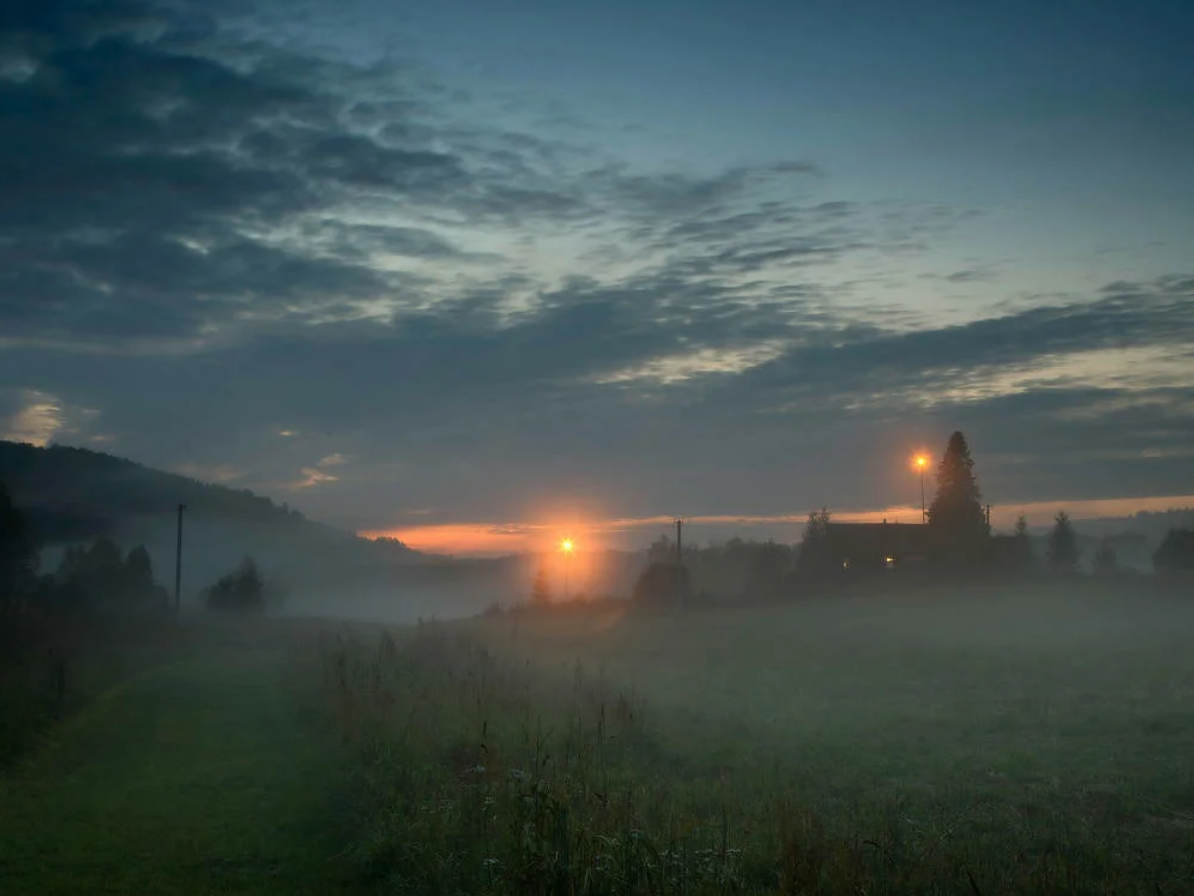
(927, 431), (989, 564)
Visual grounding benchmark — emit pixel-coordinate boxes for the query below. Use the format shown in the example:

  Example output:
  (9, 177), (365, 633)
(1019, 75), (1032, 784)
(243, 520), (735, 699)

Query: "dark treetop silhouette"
(927, 431), (990, 565)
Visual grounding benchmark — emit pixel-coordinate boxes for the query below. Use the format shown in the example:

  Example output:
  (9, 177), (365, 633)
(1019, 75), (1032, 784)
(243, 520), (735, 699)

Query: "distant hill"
(0, 441), (534, 618)
(0, 440), (325, 540)
(1072, 508), (1194, 542)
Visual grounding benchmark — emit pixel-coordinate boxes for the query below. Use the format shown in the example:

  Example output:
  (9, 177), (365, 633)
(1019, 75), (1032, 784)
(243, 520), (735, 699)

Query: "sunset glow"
(7, 2), (1193, 885)
(359, 523), (547, 555)
(360, 493), (1194, 555)
(5, 0), (1193, 574)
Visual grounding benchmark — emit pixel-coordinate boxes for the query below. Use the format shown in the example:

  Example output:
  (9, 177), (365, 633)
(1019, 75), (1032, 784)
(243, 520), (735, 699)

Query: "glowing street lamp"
(914, 455), (928, 524)
(561, 538), (574, 600)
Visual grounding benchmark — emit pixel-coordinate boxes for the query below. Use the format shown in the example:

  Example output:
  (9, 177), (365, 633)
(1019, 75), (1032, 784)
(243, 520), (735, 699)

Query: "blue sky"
(1, 0), (1192, 551)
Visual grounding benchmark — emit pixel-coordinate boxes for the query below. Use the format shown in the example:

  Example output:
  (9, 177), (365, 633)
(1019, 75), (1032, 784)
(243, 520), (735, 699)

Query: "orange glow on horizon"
(359, 522), (541, 555)
(360, 493), (1194, 555)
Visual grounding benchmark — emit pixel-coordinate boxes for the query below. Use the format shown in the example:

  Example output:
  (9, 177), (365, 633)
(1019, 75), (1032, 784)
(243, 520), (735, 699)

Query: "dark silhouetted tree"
(30, 574), (89, 618)
(1092, 541), (1118, 576)
(56, 545), (85, 583)
(646, 534), (673, 566)
(204, 557), (265, 612)
(745, 539), (790, 599)
(1153, 527), (1194, 575)
(797, 508), (834, 577)
(58, 537), (124, 608)
(50, 538), (165, 614)
(125, 545), (153, 591)
(633, 562), (691, 607)
(531, 566), (552, 605)
(123, 545), (168, 610)
(1009, 512), (1034, 569)
(1047, 511), (1080, 572)
(927, 432), (989, 565)
(1, 481), (38, 611)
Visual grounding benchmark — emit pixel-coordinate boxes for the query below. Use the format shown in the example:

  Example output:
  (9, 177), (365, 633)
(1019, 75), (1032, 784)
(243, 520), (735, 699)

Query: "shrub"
(1092, 542), (1118, 576)
(1153, 527), (1194, 575)
(204, 557), (265, 612)
(632, 562), (691, 606)
(1047, 511), (1080, 572)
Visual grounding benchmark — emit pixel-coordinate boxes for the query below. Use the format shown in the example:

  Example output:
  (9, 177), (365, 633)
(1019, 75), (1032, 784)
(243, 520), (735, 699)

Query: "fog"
(9, 455), (1194, 892)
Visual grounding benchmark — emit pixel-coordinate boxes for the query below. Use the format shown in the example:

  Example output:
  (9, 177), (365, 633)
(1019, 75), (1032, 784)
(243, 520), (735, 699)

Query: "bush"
(204, 557), (265, 612)
(530, 567), (552, 605)
(1092, 542), (1119, 576)
(632, 562), (691, 606)
(1153, 527), (1194, 575)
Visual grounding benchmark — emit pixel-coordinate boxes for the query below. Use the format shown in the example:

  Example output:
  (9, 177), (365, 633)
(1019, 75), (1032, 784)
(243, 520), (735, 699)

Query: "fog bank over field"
(4, 441), (1191, 627)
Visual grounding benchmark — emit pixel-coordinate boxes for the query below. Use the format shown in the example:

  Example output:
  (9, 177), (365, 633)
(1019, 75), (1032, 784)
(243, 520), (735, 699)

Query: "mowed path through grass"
(0, 650), (362, 896)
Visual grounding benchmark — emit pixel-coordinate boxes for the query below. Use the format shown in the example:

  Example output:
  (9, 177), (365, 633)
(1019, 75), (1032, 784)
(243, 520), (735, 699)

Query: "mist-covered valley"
(4, 438), (1194, 893)
(4, 0), (1194, 888)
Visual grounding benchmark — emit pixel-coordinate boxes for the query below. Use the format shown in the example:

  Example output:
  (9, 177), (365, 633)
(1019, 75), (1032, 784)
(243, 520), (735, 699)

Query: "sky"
(1, 0), (1192, 555)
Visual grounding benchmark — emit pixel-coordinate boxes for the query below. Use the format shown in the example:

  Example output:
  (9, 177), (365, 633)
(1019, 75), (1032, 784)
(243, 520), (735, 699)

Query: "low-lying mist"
(301, 578), (1194, 893)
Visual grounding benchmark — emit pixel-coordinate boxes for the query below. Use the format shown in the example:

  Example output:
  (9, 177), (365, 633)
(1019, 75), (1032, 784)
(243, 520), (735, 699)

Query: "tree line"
(1, 481), (282, 625)
(622, 431), (1194, 607)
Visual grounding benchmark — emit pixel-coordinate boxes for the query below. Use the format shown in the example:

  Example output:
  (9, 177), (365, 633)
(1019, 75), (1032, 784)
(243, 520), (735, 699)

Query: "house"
(825, 521), (931, 573)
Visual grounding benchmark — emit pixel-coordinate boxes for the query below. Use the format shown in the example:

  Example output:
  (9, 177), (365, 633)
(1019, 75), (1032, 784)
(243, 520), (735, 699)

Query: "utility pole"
(915, 455), (928, 524)
(675, 518), (683, 611)
(175, 503), (186, 613)
(985, 504), (992, 529)
(920, 468), (926, 524)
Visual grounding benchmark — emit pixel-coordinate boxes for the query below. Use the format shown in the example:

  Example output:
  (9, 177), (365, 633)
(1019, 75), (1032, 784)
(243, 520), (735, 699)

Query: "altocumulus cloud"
(0, 0), (1191, 534)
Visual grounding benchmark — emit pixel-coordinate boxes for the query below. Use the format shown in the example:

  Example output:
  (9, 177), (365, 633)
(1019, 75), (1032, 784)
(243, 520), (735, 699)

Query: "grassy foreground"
(4, 586), (1194, 894)
(0, 648), (361, 896)
(309, 585), (1194, 895)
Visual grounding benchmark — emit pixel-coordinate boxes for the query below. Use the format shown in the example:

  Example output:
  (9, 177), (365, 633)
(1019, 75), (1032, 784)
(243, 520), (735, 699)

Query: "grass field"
(0, 646), (364, 896)
(5, 585), (1194, 894)
(311, 583), (1194, 894)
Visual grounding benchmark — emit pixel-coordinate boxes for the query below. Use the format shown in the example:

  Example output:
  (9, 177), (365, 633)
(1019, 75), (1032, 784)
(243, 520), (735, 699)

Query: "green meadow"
(5, 585), (1194, 894)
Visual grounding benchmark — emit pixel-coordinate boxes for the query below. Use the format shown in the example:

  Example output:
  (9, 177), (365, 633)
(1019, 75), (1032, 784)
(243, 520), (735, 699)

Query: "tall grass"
(1, 611), (308, 766)
(0, 614), (193, 765)
(301, 607), (1194, 895)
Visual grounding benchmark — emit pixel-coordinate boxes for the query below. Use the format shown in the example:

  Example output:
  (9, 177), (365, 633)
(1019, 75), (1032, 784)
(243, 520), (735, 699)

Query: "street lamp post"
(915, 456), (928, 524)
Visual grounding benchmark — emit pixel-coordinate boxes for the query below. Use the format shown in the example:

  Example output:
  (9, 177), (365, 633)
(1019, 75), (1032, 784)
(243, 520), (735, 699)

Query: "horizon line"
(358, 493), (1194, 557)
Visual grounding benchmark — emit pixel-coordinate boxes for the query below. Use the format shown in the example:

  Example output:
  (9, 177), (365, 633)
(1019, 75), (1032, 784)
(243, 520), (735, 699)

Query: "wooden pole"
(675, 518), (683, 611)
(175, 503), (185, 612)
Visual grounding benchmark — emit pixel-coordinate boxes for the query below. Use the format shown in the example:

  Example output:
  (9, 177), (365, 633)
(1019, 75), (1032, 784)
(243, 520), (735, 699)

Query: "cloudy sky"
(2, 0), (1192, 553)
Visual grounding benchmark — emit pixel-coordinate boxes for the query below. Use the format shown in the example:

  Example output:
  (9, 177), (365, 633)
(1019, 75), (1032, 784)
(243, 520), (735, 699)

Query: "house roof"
(825, 522), (931, 556)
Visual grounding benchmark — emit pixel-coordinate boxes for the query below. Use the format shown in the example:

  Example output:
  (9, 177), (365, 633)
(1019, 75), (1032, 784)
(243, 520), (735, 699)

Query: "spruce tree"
(927, 431), (989, 564)
(1010, 512), (1033, 568)
(1047, 511), (1080, 572)
(1013, 513), (1029, 538)
(531, 566), (552, 605)
(125, 545), (154, 589)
